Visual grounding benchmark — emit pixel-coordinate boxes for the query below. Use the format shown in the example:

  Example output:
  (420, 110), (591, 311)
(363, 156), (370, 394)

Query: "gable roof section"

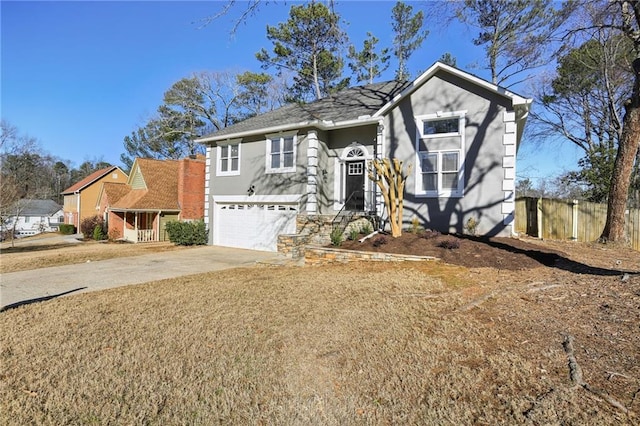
(110, 158), (180, 211)
(61, 166), (122, 194)
(11, 199), (62, 216)
(195, 80), (410, 143)
(196, 62), (533, 144)
(98, 182), (130, 208)
(373, 62), (532, 118)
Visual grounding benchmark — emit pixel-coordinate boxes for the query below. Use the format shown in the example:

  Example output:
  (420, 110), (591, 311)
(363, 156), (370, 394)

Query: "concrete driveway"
(0, 245), (281, 311)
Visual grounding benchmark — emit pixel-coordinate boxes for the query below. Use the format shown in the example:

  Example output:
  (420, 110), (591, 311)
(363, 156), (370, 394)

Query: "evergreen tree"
(438, 52), (457, 67)
(391, 1), (428, 81)
(347, 32), (390, 84)
(255, 2), (349, 100)
(454, 0), (562, 86)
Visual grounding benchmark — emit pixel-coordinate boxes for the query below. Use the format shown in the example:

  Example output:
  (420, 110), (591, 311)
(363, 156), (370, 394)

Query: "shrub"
(420, 229), (441, 239)
(465, 217), (479, 236)
(372, 236), (387, 247)
(59, 224), (76, 235)
(80, 215), (104, 239)
(409, 217), (422, 234)
(330, 227), (343, 247)
(165, 220), (208, 246)
(361, 221), (373, 235)
(438, 238), (460, 250)
(92, 224), (105, 241)
(348, 227), (360, 241)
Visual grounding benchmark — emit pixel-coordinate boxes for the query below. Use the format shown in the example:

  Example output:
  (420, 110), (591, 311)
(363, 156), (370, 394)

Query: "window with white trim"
(415, 112), (466, 197)
(217, 139), (241, 176)
(266, 132), (297, 173)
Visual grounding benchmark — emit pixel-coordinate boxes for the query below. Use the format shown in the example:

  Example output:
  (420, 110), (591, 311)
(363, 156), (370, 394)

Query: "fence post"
(536, 198), (543, 239)
(572, 199), (579, 241)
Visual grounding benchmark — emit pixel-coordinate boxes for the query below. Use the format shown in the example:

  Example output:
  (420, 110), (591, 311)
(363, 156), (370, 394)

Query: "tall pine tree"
(391, 1), (428, 81)
(255, 2), (349, 100)
(347, 32), (390, 84)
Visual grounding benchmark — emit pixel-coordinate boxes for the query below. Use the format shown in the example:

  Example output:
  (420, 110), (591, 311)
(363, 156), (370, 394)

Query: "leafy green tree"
(255, 2), (349, 100)
(453, 0), (562, 86)
(391, 1), (428, 81)
(347, 32), (390, 84)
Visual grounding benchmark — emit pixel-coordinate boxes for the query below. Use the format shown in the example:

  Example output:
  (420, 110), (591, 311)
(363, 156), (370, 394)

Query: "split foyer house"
(62, 166), (128, 230)
(98, 156), (205, 243)
(196, 62), (532, 252)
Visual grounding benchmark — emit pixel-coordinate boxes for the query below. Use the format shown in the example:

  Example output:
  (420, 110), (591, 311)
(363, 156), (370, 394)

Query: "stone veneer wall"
(277, 214), (335, 258)
(304, 246), (437, 265)
(277, 214), (381, 259)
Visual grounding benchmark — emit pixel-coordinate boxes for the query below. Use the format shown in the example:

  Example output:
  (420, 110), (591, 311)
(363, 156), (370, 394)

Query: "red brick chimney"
(177, 156), (205, 220)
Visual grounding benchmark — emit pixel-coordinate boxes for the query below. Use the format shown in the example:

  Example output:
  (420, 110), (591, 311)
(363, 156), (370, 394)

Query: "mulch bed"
(338, 231), (575, 270)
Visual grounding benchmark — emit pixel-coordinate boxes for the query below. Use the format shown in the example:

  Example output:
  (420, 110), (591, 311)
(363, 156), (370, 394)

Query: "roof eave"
(109, 208), (180, 213)
(195, 120), (322, 144)
(195, 116), (383, 145)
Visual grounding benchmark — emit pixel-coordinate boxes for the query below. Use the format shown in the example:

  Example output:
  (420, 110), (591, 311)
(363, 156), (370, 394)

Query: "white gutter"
(76, 191), (81, 230)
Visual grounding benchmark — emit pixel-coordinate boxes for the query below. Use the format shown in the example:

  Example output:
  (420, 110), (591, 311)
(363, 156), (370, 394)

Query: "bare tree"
(446, 0), (565, 87)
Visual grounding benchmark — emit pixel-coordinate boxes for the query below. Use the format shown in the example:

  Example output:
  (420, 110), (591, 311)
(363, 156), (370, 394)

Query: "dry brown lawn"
(0, 234), (183, 273)
(1, 238), (639, 424)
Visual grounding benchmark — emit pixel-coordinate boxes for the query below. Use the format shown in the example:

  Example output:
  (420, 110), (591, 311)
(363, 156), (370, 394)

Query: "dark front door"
(345, 160), (365, 211)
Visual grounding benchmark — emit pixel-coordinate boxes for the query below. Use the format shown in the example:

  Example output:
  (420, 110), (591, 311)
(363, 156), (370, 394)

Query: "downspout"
(76, 191), (81, 231)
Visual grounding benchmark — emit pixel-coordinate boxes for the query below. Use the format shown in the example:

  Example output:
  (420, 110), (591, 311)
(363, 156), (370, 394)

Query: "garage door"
(214, 203), (298, 251)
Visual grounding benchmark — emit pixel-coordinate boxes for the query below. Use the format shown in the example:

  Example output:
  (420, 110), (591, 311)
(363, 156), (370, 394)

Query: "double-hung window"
(415, 111), (465, 197)
(217, 139), (241, 176)
(266, 132), (297, 173)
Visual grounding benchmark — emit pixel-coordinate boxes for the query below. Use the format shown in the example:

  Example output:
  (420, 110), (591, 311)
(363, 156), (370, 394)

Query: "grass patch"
(2, 262), (637, 424)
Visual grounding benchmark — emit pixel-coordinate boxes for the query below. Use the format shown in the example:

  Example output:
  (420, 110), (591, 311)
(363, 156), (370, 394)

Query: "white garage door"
(214, 203), (298, 251)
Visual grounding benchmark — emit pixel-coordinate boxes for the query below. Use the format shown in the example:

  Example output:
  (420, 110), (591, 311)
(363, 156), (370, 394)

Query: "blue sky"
(1, 0), (582, 182)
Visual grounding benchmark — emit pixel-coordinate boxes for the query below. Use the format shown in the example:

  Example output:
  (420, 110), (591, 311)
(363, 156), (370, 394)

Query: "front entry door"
(345, 160), (365, 211)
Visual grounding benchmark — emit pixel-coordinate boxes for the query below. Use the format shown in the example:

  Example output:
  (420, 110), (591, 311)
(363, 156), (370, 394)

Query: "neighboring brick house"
(61, 166), (128, 230)
(97, 156), (205, 243)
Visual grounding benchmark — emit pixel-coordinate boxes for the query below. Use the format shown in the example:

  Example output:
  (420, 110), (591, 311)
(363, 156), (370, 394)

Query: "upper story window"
(422, 117), (459, 136)
(216, 139), (241, 176)
(415, 111), (466, 198)
(266, 132), (297, 173)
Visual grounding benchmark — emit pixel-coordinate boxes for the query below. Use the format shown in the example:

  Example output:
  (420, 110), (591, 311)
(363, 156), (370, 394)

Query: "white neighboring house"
(2, 199), (64, 238)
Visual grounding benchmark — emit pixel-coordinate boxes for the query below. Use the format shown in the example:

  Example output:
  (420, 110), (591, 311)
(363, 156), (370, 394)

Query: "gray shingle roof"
(11, 199), (62, 216)
(199, 80), (410, 141)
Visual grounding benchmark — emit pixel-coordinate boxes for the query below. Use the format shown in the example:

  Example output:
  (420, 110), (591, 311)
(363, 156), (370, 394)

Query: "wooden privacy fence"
(515, 197), (640, 251)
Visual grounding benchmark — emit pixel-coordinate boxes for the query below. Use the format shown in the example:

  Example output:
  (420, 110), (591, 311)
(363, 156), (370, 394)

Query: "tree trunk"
(312, 53), (322, 100)
(600, 58), (640, 242)
(368, 158), (411, 238)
